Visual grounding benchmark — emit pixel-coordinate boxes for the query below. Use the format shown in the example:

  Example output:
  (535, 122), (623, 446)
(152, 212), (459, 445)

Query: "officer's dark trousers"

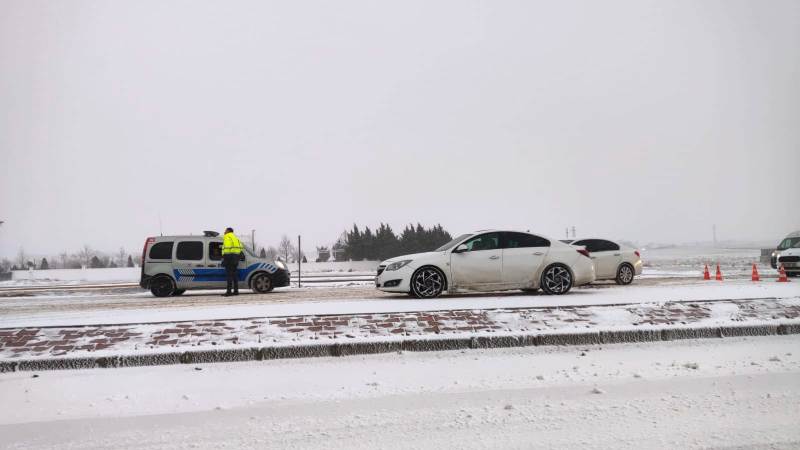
(222, 254), (239, 294)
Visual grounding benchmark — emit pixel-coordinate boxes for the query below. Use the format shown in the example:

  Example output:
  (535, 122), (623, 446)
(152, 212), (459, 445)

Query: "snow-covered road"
(2, 280), (797, 328)
(1, 335), (798, 449)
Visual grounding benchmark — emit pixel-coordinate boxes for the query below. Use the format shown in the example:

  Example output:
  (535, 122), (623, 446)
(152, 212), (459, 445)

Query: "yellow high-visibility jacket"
(222, 232), (244, 255)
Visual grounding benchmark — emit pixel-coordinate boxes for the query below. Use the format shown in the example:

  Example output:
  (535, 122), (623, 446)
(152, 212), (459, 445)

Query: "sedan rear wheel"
(615, 264), (634, 285)
(540, 264), (573, 295)
(410, 267), (445, 299)
(251, 273), (274, 293)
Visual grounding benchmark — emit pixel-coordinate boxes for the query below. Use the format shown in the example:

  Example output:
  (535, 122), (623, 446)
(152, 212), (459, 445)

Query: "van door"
(173, 240), (206, 289)
(197, 240), (228, 288)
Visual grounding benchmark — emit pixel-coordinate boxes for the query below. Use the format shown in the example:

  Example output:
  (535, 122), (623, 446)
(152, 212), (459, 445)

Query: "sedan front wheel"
(410, 267), (445, 299)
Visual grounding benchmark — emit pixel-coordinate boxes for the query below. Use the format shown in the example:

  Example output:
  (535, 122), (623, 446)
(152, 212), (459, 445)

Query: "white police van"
(139, 231), (290, 297)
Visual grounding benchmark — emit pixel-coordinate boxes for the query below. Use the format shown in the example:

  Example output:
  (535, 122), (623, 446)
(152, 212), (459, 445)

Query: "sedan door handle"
(489, 255), (500, 260)
(614, 253), (621, 256)
(533, 252), (544, 256)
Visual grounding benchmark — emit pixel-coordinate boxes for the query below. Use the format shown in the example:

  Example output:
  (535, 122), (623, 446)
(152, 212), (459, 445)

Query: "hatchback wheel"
(251, 273), (274, 293)
(615, 264), (635, 285)
(150, 276), (175, 297)
(540, 264), (573, 295)
(172, 289), (186, 296)
(410, 267), (445, 299)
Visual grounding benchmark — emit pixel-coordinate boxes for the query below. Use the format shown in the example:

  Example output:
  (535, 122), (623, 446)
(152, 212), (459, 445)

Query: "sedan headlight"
(385, 260), (413, 271)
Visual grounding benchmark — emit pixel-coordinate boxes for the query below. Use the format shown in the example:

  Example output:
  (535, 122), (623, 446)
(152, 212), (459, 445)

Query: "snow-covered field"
(1, 335), (798, 449)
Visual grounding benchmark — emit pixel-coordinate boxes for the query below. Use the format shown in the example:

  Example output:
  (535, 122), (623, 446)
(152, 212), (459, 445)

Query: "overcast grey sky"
(1, 0), (799, 258)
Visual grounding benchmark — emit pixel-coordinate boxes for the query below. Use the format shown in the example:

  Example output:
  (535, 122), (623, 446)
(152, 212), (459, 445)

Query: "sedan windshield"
(778, 237), (800, 250)
(435, 234), (473, 252)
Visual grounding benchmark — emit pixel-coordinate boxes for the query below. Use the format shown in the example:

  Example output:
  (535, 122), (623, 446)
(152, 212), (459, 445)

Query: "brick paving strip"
(2, 298), (799, 372)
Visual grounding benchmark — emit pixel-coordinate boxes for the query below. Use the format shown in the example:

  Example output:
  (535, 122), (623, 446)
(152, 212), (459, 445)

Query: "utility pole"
(712, 224), (717, 247)
(571, 226), (576, 239)
(297, 235), (302, 288)
(565, 227), (569, 239)
(251, 229), (256, 252)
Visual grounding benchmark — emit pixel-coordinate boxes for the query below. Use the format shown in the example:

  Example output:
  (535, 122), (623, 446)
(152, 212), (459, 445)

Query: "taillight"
(577, 249), (590, 258)
(634, 250), (640, 258)
(142, 237), (155, 263)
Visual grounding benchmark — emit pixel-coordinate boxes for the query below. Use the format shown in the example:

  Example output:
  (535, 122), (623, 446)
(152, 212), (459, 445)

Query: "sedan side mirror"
(453, 244), (468, 253)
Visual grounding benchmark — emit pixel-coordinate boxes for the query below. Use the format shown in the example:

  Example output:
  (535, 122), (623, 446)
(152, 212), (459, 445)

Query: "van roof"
(787, 231), (800, 238)
(151, 235), (221, 240)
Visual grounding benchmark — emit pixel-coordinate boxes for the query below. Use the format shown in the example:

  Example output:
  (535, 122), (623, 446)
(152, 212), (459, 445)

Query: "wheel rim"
(413, 268), (443, 298)
(543, 266), (571, 294)
(619, 266), (633, 283)
(254, 274), (271, 292)
(153, 278), (173, 296)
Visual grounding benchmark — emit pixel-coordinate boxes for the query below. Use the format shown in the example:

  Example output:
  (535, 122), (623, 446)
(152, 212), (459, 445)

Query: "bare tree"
(77, 245), (93, 268)
(278, 235), (296, 263)
(16, 248), (26, 269)
(116, 247), (127, 267)
(59, 252), (68, 269)
(263, 246), (278, 261)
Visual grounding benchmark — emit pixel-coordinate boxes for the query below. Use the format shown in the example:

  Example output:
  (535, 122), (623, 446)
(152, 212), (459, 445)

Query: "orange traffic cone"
(715, 264), (723, 281)
(777, 264), (790, 282)
(751, 264), (760, 282)
(703, 264), (711, 280)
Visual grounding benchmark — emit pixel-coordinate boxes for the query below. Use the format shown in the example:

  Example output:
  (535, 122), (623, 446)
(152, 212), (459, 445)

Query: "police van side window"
(209, 242), (223, 261)
(176, 241), (203, 261)
(149, 242), (174, 260)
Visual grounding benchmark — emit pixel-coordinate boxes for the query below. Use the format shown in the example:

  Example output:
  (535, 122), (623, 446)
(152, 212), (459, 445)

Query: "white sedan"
(376, 230), (595, 298)
(567, 238), (642, 284)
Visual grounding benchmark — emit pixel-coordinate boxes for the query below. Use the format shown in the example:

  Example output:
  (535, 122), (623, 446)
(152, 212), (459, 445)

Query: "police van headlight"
(386, 260), (412, 271)
(274, 261), (286, 270)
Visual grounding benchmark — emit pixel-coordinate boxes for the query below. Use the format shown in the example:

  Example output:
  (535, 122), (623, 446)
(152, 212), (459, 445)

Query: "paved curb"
(1, 322), (798, 373)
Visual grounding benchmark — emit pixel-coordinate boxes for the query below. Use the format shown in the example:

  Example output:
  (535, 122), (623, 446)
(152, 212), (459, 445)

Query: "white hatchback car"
(567, 238), (642, 284)
(375, 230), (595, 298)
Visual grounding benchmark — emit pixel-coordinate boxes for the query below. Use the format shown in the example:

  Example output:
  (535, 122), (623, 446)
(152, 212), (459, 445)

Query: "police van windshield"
(778, 237), (800, 250)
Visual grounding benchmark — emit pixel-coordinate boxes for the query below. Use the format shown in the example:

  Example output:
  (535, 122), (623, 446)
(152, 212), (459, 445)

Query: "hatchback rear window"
(149, 242), (174, 260)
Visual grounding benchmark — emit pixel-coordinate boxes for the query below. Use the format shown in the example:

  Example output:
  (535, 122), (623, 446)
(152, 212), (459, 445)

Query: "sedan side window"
(573, 239), (601, 252)
(462, 233), (501, 252)
(503, 232), (551, 248)
(598, 240), (620, 252)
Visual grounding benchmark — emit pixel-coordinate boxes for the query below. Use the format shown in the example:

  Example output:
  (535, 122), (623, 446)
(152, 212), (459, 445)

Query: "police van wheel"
(150, 276), (176, 297)
(251, 273), (273, 293)
(172, 289), (186, 296)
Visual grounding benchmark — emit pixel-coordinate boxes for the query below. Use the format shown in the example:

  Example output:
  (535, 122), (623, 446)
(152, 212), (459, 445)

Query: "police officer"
(222, 227), (244, 296)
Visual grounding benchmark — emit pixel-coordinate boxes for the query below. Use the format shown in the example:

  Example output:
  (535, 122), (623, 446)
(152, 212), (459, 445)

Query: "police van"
(139, 231), (291, 297)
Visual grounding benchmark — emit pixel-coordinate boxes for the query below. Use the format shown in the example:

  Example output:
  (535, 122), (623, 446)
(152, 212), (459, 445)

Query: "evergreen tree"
(90, 255), (103, 268)
(39, 258), (49, 270)
(259, 247), (267, 258)
(127, 255), (135, 267)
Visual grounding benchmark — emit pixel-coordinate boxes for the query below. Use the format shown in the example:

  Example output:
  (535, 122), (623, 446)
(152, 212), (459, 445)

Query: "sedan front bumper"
(375, 265), (414, 293)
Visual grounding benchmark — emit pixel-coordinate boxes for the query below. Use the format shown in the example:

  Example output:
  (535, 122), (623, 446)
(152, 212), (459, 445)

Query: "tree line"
(1, 246), (139, 272)
(334, 223), (452, 262)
